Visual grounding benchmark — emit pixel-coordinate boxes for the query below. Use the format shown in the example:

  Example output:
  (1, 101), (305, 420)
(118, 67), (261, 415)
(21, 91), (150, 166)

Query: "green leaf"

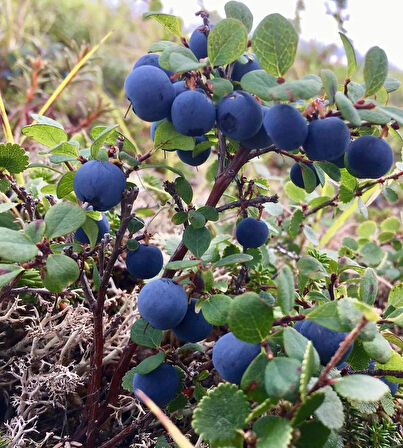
(338, 298), (364, 332)
(90, 124), (119, 159)
(362, 332), (392, 364)
(284, 181), (306, 202)
(314, 161), (341, 182)
(300, 163), (319, 193)
(165, 259), (200, 270)
(43, 254), (79, 293)
(208, 18), (248, 67)
(379, 106), (403, 125)
(200, 294), (232, 325)
(307, 302), (346, 332)
(188, 210), (206, 229)
(292, 392), (325, 426)
(224, 1), (253, 33)
(320, 69), (338, 105)
(254, 416), (293, 448)
(176, 343), (205, 354)
(359, 268), (378, 305)
(275, 265), (295, 314)
(130, 318), (163, 348)
(264, 357), (301, 402)
(334, 92), (361, 127)
(182, 225), (211, 257)
(90, 126), (137, 156)
(384, 77), (401, 93)
(192, 383), (249, 443)
(347, 81), (365, 103)
(357, 220), (376, 238)
(300, 341), (317, 399)
(24, 220), (46, 244)
(159, 45), (206, 72)
(175, 176), (193, 204)
(334, 375), (388, 402)
(172, 211), (188, 225)
(360, 242), (384, 267)
(364, 46), (388, 96)
(209, 78), (234, 98)
(358, 109), (391, 125)
(388, 282), (403, 308)
(0, 264), (24, 288)
(133, 351), (164, 375)
(296, 421), (331, 448)
(122, 367), (135, 392)
(381, 216), (400, 232)
(44, 202), (86, 239)
(0, 228), (38, 262)
(154, 121), (195, 151)
(297, 256), (328, 280)
(166, 392), (188, 413)
(56, 171), (75, 199)
(47, 141), (79, 158)
(283, 327), (320, 373)
(0, 177), (10, 193)
(289, 209), (303, 239)
(0, 143), (29, 173)
(148, 40), (178, 52)
(197, 205), (219, 222)
(78, 216), (99, 248)
(339, 32), (357, 77)
(0, 203), (18, 213)
(240, 69), (277, 97)
(143, 12), (183, 37)
(228, 292), (274, 343)
(314, 385), (345, 430)
(246, 77), (322, 101)
(253, 13), (298, 76)
(375, 352), (403, 384)
(241, 353), (269, 402)
(214, 253), (253, 267)
(22, 123), (68, 147)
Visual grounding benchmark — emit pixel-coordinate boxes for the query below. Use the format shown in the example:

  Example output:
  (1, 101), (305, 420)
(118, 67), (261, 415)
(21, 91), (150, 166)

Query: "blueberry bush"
(0, 2), (403, 447)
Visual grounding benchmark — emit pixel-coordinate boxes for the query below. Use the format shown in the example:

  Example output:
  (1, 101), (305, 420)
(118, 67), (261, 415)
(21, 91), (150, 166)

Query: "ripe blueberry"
(263, 104), (308, 151)
(126, 244), (163, 280)
(236, 217), (269, 249)
(231, 54), (261, 82)
(217, 91), (262, 140)
(171, 90), (216, 136)
(173, 298), (213, 342)
(347, 135), (393, 179)
(177, 136), (211, 166)
(138, 278), (188, 330)
(133, 363), (179, 407)
(75, 213), (110, 244)
(73, 160), (126, 211)
(290, 162), (320, 190)
(124, 65), (175, 122)
(212, 332), (261, 384)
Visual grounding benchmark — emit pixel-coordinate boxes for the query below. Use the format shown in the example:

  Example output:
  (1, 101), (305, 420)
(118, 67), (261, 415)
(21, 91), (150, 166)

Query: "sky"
(151, 0), (403, 69)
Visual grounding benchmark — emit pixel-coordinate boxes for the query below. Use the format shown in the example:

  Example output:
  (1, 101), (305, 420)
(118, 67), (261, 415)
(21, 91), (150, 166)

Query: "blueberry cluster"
(133, 278), (212, 407)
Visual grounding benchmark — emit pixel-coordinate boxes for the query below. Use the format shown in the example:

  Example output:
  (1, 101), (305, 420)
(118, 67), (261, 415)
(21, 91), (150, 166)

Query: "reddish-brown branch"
(272, 314), (306, 327)
(85, 187), (139, 447)
(163, 145), (252, 278)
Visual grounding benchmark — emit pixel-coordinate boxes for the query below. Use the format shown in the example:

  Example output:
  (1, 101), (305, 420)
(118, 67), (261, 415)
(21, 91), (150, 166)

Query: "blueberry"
(212, 332), (261, 384)
(73, 160), (126, 211)
(240, 107), (272, 150)
(236, 217), (269, 249)
(171, 90), (216, 136)
(303, 117), (350, 161)
(124, 65), (175, 122)
(177, 136), (211, 166)
(138, 278), (188, 330)
(126, 244), (163, 280)
(347, 135), (393, 179)
(173, 298), (213, 342)
(231, 53), (261, 82)
(217, 91), (262, 140)
(295, 320), (352, 366)
(75, 213), (110, 244)
(133, 363), (179, 407)
(331, 153), (346, 168)
(133, 53), (174, 80)
(263, 104), (308, 151)
(290, 162), (320, 190)
(189, 26), (213, 60)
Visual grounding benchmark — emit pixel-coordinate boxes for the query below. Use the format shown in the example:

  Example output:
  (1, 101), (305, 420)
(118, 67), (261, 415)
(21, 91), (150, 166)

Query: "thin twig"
(216, 194), (279, 212)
